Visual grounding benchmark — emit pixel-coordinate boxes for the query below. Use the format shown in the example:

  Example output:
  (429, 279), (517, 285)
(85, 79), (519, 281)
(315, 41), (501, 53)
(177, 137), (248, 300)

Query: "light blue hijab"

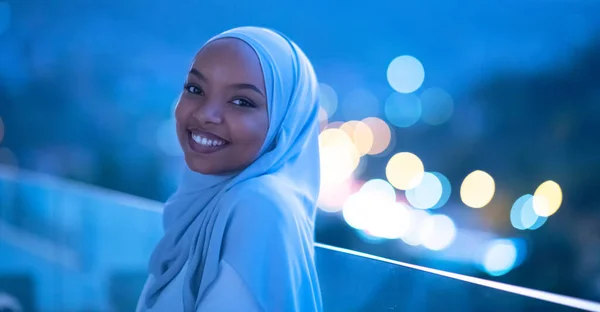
(143, 26), (322, 311)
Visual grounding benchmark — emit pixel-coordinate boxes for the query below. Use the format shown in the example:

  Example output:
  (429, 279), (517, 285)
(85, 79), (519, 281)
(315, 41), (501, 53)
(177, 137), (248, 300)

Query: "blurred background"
(1, 0), (600, 311)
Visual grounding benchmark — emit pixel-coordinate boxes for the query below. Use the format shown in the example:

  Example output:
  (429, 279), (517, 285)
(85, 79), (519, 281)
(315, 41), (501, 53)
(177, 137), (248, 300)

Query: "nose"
(192, 99), (224, 125)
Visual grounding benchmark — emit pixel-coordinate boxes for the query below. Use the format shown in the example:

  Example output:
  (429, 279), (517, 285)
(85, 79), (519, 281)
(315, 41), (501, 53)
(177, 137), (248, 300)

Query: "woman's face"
(175, 38), (269, 175)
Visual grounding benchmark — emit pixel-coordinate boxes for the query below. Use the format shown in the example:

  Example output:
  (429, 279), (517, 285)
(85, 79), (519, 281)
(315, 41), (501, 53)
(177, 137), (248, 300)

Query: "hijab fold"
(143, 26), (322, 311)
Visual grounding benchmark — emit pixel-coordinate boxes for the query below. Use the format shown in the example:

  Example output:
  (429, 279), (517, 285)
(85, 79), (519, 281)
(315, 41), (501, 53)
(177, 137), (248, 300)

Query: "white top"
(137, 260), (262, 312)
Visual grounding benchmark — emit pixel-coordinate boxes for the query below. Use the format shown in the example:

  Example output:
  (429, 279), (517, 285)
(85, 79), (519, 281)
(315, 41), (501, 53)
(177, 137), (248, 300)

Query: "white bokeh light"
(387, 55), (425, 94)
(510, 194), (548, 230)
(367, 202), (412, 239)
(482, 239), (518, 276)
(360, 179), (396, 204)
(401, 209), (430, 246)
(343, 192), (370, 230)
(319, 128), (360, 187)
(418, 214), (457, 251)
(406, 172), (443, 209)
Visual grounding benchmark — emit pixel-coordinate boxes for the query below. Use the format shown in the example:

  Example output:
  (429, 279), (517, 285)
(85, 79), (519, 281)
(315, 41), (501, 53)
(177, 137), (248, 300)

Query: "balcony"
(1, 166), (598, 312)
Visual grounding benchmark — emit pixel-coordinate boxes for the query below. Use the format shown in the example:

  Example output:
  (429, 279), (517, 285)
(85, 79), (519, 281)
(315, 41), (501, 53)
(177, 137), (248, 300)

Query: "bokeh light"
(352, 121), (374, 156)
(529, 214), (548, 230)
(340, 121), (374, 156)
(385, 152), (425, 190)
(460, 170), (495, 208)
(368, 202), (412, 239)
(318, 177), (357, 213)
(319, 128), (360, 187)
(342, 179), (414, 240)
(0, 2), (10, 36)
(418, 214), (457, 251)
(0, 116), (4, 144)
(406, 172), (443, 209)
(343, 192), (370, 230)
(339, 121), (358, 139)
(386, 55), (425, 94)
(420, 87), (454, 125)
(430, 172), (451, 209)
(156, 119), (183, 157)
(341, 88), (380, 120)
(401, 209), (430, 246)
(360, 179), (397, 204)
(482, 239), (518, 276)
(510, 194), (532, 230)
(384, 92), (422, 128)
(319, 83), (338, 118)
(510, 194), (548, 230)
(533, 180), (563, 217)
(318, 106), (329, 131)
(325, 121), (344, 130)
(360, 179), (409, 239)
(362, 117), (391, 155)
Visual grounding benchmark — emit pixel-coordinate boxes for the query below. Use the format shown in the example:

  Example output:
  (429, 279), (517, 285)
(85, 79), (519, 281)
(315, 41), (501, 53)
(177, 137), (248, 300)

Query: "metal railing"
(1, 165), (598, 312)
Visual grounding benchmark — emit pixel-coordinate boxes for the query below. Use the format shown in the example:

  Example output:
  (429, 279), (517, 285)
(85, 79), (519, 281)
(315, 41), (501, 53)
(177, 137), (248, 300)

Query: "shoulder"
(225, 175), (303, 226)
(220, 175), (309, 247)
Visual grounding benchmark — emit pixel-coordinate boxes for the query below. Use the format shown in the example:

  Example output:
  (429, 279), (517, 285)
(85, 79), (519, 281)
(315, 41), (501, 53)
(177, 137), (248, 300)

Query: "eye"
(231, 98), (256, 108)
(184, 84), (204, 95)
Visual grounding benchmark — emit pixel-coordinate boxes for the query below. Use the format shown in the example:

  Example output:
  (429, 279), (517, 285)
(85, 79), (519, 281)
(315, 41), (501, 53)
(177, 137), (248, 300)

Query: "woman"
(136, 26), (323, 312)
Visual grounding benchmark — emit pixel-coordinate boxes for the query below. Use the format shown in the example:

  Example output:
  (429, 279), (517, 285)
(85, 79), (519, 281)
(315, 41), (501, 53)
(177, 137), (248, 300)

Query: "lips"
(188, 128), (229, 143)
(186, 128), (230, 154)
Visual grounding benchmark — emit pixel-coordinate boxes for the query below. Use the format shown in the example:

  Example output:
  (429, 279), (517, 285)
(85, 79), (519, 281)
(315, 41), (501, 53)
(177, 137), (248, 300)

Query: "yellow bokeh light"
(319, 128), (360, 187)
(340, 120), (359, 137)
(340, 120), (374, 156)
(460, 170), (495, 208)
(385, 152), (425, 190)
(533, 180), (563, 217)
(353, 122), (374, 156)
(362, 117), (391, 155)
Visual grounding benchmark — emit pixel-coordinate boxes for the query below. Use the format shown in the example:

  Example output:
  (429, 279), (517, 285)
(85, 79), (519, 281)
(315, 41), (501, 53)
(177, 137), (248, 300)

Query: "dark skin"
(175, 38), (269, 175)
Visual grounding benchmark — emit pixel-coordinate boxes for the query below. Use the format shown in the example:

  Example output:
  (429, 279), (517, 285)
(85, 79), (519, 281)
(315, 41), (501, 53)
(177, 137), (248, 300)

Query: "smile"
(187, 129), (230, 154)
(191, 133), (227, 146)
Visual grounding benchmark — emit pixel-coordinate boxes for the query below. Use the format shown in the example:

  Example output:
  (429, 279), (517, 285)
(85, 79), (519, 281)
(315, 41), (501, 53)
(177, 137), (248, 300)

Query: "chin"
(184, 155), (220, 175)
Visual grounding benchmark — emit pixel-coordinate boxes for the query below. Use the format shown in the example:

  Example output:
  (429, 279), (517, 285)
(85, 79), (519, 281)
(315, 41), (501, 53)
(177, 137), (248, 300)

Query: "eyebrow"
(189, 68), (265, 99)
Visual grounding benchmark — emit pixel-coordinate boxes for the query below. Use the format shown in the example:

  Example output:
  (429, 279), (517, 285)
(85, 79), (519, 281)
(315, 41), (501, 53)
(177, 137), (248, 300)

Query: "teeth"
(191, 133), (226, 147)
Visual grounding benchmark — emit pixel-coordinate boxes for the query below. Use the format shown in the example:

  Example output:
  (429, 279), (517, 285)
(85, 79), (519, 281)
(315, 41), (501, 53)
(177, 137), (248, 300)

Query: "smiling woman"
(137, 27), (323, 312)
(174, 38), (269, 175)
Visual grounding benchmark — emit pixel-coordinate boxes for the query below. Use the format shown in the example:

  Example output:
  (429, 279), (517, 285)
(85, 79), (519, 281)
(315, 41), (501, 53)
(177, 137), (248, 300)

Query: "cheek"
(174, 100), (187, 121)
(174, 99), (196, 129)
(231, 114), (269, 150)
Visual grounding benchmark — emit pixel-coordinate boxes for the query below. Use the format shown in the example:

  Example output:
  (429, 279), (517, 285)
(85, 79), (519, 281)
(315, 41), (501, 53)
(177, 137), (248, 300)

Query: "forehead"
(192, 38), (265, 86)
